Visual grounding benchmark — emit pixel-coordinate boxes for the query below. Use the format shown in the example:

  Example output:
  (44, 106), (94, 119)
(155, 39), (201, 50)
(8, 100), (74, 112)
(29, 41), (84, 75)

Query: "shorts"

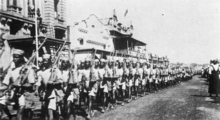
(121, 82), (126, 90)
(142, 79), (146, 85)
(134, 79), (139, 86)
(128, 79), (133, 87)
(20, 89), (39, 109)
(0, 95), (7, 105)
(83, 81), (97, 93)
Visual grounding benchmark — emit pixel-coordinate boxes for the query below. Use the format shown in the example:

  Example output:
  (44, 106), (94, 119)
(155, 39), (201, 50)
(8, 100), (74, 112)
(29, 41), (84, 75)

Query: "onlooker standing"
(208, 60), (220, 97)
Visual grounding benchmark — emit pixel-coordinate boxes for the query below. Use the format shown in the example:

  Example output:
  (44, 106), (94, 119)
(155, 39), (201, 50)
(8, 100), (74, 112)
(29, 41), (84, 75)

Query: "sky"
(66, 0), (220, 64)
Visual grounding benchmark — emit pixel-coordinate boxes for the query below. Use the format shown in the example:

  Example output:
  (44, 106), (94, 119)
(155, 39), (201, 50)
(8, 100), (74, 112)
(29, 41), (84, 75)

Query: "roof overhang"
(110, 30), (132, 37)
(113, 36), (146, 46)
(6, 35), (70, 46)
(128, 37), (146, 46)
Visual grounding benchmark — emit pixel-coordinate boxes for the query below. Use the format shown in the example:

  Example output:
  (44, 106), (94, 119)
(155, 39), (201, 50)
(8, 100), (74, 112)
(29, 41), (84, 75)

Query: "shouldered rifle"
(68, 48), (78, 84)
(15, 37), (47, 87)
(90, 49), (97, 82)
(48, 39), (68, 84)
(0, 48), (5, 59)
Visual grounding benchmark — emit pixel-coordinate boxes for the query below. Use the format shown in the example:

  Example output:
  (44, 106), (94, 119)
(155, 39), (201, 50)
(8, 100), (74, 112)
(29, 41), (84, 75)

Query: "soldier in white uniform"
(81, 58), (98, 119)
(147, 64), (153, 93)
(117, 59), (125, 105)
(151, 64), (158, 92)
(60, 57), (80, 120)
(160, 66), (165, 89)
(133, 62), (141, 99)
(3, 49), (36, 120)
(139, 62), (146, 96)
(36, 54), (64, 120)
(95, 59), (106, 113)
(164, 66), (169, 88)
(127, 60), (134, 102)
(157, 65), (162, 90)
(112, 60), (119, 108)
(120, 60), (128, 105)
(167, 66), (172, 87)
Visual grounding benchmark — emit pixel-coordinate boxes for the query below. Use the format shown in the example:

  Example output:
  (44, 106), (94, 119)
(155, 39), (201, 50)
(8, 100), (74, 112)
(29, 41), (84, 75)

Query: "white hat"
(85, 57), (90, 61)
(38, 57), (43, 62)
(61, 57), (69, 61)
(13, 49), (24, 55)
(100, 58), (106, 62)
(95, 59), (99, 62)
(119, 57), (123, 62)
(126, 59), (129, 63)
(42, 54), (50, 59)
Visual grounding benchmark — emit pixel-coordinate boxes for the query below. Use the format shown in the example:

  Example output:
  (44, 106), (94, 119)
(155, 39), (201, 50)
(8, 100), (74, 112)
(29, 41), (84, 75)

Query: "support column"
(23, 0), (28, 17)
(2, 0), (7, 11)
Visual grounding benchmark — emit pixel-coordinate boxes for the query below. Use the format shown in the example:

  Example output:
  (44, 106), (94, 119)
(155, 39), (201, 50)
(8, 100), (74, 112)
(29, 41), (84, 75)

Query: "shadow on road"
(191, 95), (209, 97)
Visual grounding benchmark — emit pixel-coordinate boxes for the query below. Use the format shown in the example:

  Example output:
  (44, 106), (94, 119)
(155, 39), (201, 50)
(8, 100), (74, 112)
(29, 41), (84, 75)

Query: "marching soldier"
(97, 59), (106, 113)
(127, 60), (134, 102)
(174, 67), (179, 84)
(106, 60), (114, 109)
(133, 61), (139, 99)
(3, 49), (37, 120)
(142, 62), (148, 96)
(77, 59), (85, 110)
(160, 65), (165, 89)
(147, 63), (153, 93)
(36, 54), (64, 120)
(164, 66), (169, 88)
(167, 66), (172, 87)
(134, 61), (143, 98)
(157, 65), (162, 90)
(60, 56), (80, 120)
(120, 59), (128, 105)
(112, 59), (119, 108)
(81, 58), (98, 119)
(117, 58), (124, 105)
(151, 64), (158, 92)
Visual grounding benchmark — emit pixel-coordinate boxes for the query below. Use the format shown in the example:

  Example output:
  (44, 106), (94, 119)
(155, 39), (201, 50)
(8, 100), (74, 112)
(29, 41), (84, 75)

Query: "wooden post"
(67, 26), (71, 61)
(35, 0), (39, 68)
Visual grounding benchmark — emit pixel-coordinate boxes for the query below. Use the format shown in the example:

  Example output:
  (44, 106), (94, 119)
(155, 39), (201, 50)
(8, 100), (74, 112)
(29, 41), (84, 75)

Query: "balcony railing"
(116, 49), (146, 58)
(7, 5), (22, 14)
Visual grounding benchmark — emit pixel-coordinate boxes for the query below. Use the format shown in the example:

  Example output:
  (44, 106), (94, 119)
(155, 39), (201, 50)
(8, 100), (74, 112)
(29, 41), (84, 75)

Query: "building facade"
(0, 0), (67, 39)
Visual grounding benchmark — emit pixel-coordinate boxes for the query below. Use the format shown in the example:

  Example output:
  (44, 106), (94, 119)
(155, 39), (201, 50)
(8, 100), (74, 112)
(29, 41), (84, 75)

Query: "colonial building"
(69, 14), (115, 51)
(0, 0), (67, 39)
(69, 13), (148, 61)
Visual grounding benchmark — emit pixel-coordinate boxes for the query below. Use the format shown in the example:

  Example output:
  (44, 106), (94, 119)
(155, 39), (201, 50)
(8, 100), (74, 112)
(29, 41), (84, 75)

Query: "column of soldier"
(0, 49), (187, 120)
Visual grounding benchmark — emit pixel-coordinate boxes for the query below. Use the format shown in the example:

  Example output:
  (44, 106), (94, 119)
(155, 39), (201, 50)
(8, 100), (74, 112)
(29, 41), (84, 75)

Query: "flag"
(113, 9), (118, 22)
(130, 21), (133, 30)
(124, 9), (128, 17)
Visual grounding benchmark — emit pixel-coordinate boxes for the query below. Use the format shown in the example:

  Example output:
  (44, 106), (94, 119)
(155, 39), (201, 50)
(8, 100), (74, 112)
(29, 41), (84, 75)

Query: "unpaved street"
(87, 76), (220, 120)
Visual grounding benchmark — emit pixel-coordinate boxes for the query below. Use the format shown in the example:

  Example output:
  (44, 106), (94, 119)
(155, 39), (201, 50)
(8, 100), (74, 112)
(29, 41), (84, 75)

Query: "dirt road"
(88, 75), (220, 120)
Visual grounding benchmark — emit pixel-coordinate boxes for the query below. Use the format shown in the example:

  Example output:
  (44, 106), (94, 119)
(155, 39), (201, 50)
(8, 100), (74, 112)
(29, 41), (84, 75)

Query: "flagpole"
(35, 1), (39, 68)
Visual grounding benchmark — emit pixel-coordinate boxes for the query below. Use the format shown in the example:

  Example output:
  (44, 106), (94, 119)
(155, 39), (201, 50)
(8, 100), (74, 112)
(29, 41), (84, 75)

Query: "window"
(54, 0), (60, 18)
(7, 0), (17, 6)
(77, 38), (84, 45)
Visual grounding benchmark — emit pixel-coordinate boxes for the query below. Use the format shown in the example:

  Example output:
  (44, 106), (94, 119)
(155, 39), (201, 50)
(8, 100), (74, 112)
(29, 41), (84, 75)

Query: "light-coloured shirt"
(36, 68), (62, 87)
(3, 64), (35, 86)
